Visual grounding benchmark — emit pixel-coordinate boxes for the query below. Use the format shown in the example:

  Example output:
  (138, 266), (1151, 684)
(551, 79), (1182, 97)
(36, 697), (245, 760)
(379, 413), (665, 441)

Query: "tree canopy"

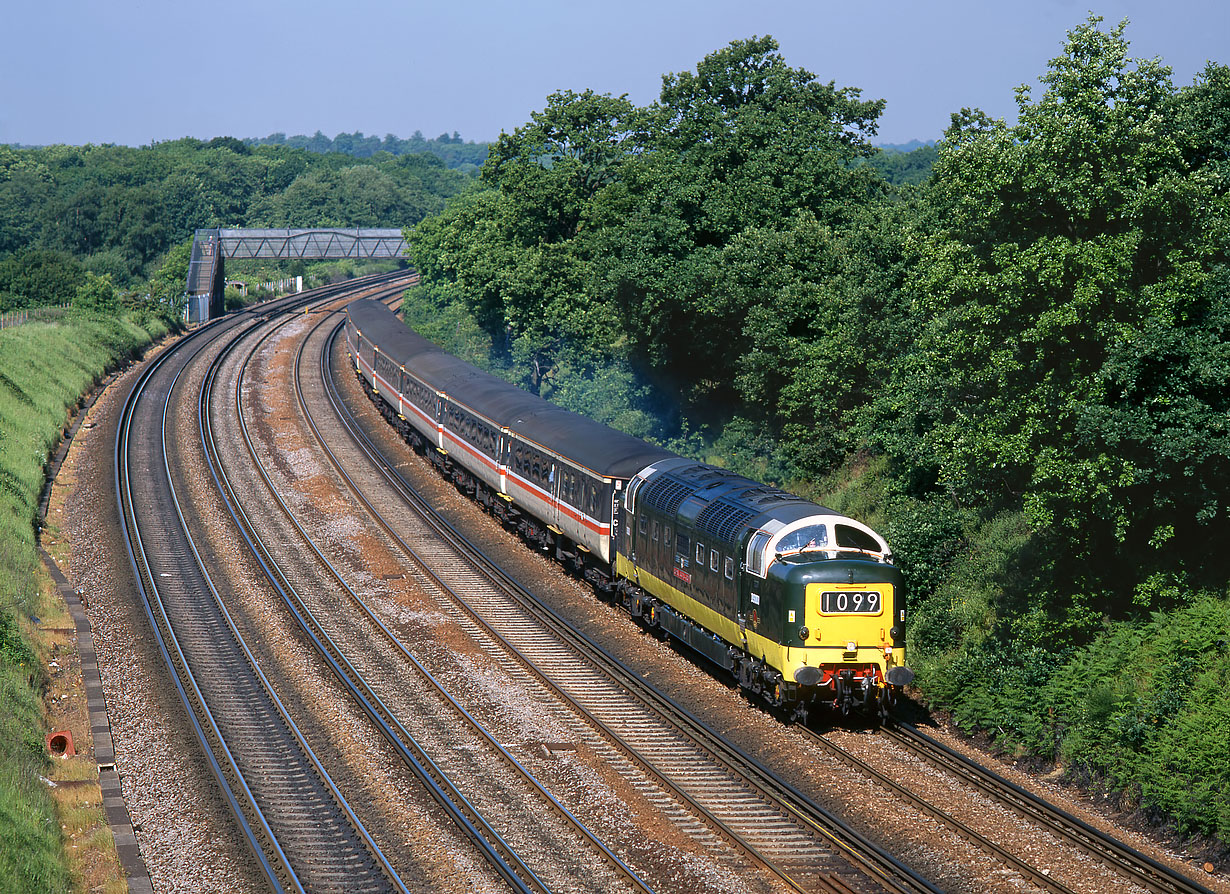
(411, 37), (893, 437)
(879, 17), (1230, 636)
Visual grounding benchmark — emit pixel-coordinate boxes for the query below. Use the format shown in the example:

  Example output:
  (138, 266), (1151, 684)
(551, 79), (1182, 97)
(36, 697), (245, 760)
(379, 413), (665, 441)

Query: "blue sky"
(2, 0), (1225, 148)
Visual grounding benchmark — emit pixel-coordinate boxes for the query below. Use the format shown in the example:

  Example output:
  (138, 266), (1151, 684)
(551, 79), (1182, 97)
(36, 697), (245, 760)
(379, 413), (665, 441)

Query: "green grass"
(0, 309), (171, 894)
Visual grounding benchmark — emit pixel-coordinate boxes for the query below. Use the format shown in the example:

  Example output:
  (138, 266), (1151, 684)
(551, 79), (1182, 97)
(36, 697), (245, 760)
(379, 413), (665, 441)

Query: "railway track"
(205, 291), (652, 894)
(293, 310), (943, 894)
(115, 277), (413, 893)
(881, 723), (1216, 894)
(115, 275), (1218, 894)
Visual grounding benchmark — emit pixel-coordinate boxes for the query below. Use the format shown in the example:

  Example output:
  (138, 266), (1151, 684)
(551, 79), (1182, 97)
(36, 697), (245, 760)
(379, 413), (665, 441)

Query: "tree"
(590, 36), (888, 418)
(0, 249), (83, 311)
(72, 271), (119, 311)
(881, 17), (1230, 631)
(146, 240), (193, 316)
(409, 36), (896, 451)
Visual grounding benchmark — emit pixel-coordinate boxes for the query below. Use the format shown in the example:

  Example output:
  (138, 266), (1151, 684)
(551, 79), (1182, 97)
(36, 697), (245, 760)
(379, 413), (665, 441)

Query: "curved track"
(115, 278), (411, 894)
(115, 275), (1216, 894)
(209, 294), (653, 894)
(316, 301), (1224, 894)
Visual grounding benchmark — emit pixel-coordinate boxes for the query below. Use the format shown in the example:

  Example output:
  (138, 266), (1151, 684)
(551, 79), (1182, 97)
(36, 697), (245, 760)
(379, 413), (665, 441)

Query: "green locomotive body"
(615, 457), (911, 718)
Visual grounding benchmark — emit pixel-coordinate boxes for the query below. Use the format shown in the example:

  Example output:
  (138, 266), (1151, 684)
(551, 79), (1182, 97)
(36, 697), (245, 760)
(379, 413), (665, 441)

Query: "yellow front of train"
(742, 518), (912, 717)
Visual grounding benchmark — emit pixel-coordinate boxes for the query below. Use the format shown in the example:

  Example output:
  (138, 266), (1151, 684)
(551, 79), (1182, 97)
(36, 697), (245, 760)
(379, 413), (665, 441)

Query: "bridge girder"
(184, 227), (408, 323)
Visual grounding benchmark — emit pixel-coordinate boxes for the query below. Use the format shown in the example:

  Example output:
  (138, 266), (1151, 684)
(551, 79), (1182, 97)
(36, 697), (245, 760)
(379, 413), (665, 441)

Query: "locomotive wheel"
(878, 686), (896, 725)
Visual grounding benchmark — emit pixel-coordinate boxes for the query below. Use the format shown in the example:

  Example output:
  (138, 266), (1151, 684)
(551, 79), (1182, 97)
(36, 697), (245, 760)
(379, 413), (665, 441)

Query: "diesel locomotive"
(344, 299), (912, 720)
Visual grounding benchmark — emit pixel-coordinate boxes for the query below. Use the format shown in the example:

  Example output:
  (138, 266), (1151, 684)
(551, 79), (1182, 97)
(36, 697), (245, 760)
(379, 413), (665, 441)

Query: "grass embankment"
(0, 311), (172, 894)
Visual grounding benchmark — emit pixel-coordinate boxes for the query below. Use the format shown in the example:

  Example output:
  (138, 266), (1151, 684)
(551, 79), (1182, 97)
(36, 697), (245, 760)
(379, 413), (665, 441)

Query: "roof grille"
(642, 476), (693, 516)
(741, 485), (796, 507)
(695, 500), (756, 543)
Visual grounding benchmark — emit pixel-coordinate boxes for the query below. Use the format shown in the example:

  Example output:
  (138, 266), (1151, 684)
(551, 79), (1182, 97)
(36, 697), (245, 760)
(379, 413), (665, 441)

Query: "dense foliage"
(0, 136), (472, 312)
(246, 130), (489, 172)
(866, 143), (937, 186)
(405, 21), (1230, 845)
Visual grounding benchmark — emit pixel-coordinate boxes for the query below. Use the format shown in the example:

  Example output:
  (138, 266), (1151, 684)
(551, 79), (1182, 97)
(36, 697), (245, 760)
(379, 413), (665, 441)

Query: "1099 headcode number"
(819, 590), (882, 614)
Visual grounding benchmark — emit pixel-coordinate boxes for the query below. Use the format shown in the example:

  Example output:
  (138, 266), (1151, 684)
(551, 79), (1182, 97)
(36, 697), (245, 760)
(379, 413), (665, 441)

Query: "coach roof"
(347, 299), (673, 480)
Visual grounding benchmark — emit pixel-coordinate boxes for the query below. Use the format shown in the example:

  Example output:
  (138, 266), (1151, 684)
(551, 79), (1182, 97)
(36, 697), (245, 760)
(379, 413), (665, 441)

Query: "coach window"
(695, 542), (705, 565)
(747, 530), (771, 577)
(676, 532), (690, 560)
(638, 515), (648, 535)
(664, 526), (672, 547)
(710, 548), (719, 572)
(652, 521), (660, 542)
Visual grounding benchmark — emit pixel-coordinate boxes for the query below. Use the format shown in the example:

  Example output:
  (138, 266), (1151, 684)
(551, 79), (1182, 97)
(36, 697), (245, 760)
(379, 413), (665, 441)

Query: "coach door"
(497, 433), (511, 495)
(549, 462), (562, 528)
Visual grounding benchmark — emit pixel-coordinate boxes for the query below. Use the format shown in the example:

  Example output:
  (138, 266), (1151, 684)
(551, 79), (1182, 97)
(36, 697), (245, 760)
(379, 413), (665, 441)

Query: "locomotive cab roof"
(630, 457), (893, 565)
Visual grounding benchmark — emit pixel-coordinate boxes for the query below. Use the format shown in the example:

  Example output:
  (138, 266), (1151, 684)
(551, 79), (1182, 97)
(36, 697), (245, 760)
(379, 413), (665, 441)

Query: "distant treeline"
(867, 142), (937, 186)
(246, 130), (490, 171)
(0, 136), (472, 312)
